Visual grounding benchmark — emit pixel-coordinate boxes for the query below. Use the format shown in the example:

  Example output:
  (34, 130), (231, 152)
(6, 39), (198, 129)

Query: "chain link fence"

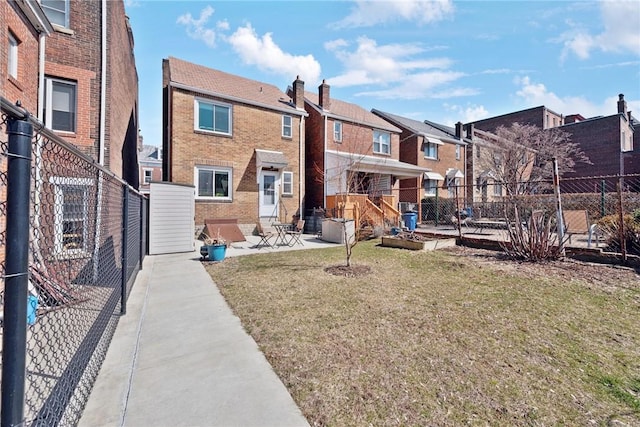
(1, 99), (147, 425)
(404, 174), (640, 259)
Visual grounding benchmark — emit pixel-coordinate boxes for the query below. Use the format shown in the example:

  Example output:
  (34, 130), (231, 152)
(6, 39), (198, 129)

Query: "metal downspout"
(299, 115), (304, 217)
(99, 0), (107, 165)
(323, 114), (327, 208)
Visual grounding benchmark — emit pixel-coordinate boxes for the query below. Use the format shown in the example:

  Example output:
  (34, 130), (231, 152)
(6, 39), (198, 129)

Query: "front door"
(259, 171), (279, 218)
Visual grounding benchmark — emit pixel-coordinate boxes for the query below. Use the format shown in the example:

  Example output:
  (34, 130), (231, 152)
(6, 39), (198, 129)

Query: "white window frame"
(143, 168), (153, 184)
(373, 130), (390, 155)
(282, 171), (293, 195)
(424, 179), (438, 196)
(455, 144), (461, 160)
(50, 177), (92, 256)
(41, 0), (70, 28)
(424, 141), (438, 159)
(194, 98), (232, 136)
(44, 77), (77, 133)
(194, 165), (233, 201)
(334, 121), (342, 142)
(282, 115), (292, 138)
(8, 32), (18, 79)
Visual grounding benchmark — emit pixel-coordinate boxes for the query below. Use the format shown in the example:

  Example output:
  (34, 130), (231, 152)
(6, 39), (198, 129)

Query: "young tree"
(479, 123), (589, 195)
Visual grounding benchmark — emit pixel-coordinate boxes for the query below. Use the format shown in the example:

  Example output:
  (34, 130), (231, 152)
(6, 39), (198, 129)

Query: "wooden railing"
(326, 193), (397, 228)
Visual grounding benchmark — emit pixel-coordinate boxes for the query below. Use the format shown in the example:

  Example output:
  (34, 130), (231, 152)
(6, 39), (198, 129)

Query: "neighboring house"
(2, 0), (53, 114)
(470, 105), (564, 132)
(162, 57), (307, 232)
(40, 0), (139, 187)
(297, 80), (427, 223)
(558, 94), (636, 178)
(372, 110), (467, 203)
(470, 95), (637, 179)
(138, 144), (162, 195)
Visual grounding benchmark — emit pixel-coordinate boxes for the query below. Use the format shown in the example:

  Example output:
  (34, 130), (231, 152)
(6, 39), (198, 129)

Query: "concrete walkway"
(78, 235), (338, 427)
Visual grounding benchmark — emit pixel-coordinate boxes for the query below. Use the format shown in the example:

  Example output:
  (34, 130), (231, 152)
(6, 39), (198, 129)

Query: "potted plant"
(203, 228), (227, 261)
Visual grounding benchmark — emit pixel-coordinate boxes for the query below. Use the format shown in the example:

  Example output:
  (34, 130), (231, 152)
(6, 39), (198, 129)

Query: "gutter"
(99, 0), (107, 165)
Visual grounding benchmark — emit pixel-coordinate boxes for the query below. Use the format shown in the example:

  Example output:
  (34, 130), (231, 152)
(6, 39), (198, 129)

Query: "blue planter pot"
(207, 244), (226, 261)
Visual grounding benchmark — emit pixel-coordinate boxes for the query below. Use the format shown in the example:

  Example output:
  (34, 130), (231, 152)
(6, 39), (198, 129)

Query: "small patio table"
(271, 222), (292, 247)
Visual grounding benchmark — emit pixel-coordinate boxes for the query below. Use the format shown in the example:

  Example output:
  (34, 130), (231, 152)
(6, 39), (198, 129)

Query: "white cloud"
(331, 0), (454, 28)
(227, 24), (321, 84)
(560, 0), (640, 60)
(443, 103), (490, 124)
(514, 76), (639, 118)
(177, 6), (218, 48)
(325, 36), (470, 100)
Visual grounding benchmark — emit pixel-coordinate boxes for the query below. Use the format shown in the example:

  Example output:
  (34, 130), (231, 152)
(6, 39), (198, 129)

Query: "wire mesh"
(0, 108), (147, 426)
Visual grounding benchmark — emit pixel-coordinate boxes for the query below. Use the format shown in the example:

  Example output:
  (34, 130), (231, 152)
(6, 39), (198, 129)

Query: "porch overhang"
(327, 150), (428, 179)
(256, 149), (288, 183)
(446, 168), (464, 179)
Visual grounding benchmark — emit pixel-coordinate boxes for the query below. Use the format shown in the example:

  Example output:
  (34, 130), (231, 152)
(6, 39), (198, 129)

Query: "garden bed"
(381, 235), (456, 251)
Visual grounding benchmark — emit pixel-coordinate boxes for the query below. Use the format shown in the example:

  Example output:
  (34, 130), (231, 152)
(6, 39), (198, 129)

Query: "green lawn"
(204, 240), (640, 426)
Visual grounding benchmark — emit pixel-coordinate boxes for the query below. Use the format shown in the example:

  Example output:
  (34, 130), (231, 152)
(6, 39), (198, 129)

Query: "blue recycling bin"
(402, 211), (418, 231)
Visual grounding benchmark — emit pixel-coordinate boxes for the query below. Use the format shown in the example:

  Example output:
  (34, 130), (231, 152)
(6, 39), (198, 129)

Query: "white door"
(259, 171), (279, 217)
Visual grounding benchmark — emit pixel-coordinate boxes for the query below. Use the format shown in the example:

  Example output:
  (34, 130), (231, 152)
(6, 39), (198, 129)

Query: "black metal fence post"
(1, 115), (33, 427)
(121, 187), (129, 315)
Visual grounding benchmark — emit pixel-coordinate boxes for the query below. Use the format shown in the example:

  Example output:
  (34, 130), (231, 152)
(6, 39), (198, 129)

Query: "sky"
(124, 0), (640, 147)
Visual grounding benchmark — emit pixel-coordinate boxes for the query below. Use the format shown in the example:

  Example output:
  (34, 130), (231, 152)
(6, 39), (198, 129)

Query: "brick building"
(40, 0), (139, 186)
(138, 144), (162, 195)
(2, 0), (52, 113)
(470, 95), (637, 179)
(162, 57), (307, 231)
(372, 110), (467, 203)
(299, 81), (426, 214)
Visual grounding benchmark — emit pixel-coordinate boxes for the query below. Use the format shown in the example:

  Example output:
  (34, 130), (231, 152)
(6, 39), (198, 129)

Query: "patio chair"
(255, 221), (274, 249)
(563, 209), (597, 247)
(286, 219), (305, 246)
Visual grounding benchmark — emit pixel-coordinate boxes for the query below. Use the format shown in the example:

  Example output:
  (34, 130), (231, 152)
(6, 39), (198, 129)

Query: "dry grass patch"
(204, 241), (640, 426)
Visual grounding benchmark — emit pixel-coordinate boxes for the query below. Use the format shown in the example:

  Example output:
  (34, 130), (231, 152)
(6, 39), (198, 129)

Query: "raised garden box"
(381, 236), (456, 251)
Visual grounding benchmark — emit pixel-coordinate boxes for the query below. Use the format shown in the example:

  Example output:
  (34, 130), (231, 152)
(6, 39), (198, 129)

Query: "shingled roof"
(165, 57), (303, 114)
(304, 91), (400, 133)
(372, 109), (460, 142)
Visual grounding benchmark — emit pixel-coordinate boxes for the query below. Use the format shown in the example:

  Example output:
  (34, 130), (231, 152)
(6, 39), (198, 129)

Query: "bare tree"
(479, 123), (589, 195)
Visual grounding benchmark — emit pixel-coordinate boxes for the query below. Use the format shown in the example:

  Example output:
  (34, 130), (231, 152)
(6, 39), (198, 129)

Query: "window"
(493, 181), (503, 196)
(44, 78), (76, 132)
(424, 179), (438, 196)
(424, 141), (438, 159)
(373, 130), (390, 155)
(50, 177), (92, 255)
(282, 115), (292, 138)
(334, 121), (342, 142)
(195, 99), (231, 135)
(41, 0), (69, 28)
(143, 168), (153, 184)
(195, 166), (232, 200)
(8, 32), (18, 79)
(476, 146), (481, 159)
(455, 144), (461, 160)
(282, 171), (293, 195)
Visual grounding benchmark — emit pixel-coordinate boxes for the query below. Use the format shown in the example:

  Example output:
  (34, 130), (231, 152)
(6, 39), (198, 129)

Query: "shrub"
(596, 213), (640, 254)
(502, 207), (565, 261)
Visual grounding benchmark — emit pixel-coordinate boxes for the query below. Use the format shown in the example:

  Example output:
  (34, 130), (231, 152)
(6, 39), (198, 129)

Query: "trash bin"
(402, 211), (418, 231)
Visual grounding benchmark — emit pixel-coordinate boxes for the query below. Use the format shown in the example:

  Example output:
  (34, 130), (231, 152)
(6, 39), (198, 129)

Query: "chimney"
(464, 123), (474, 140)
(292, 75), (304, 109)
(455, 121), (463, 138)
(318, 79), (330, 111)
(618, 93), (627, 116)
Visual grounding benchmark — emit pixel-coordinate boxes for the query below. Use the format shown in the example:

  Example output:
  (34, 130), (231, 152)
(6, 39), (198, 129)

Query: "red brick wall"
(562, 116), (627, 177)
(43, 0), (138, 183)
(169, 89), (303, 225)
(2, 2), (41, 113)
(472, 106), (553, 133)
(304, 107), (325, 210)
(106, 2), (138, 184)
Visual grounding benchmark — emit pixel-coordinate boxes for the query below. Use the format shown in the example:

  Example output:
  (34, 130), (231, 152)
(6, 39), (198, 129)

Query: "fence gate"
(149, 182), (195, 255)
